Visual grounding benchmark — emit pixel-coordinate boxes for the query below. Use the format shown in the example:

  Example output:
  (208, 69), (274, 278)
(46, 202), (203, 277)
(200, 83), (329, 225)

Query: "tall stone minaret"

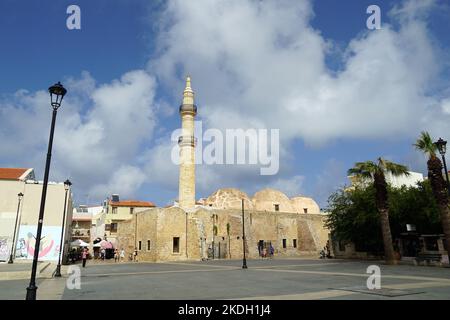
(178, 76), (197, 209)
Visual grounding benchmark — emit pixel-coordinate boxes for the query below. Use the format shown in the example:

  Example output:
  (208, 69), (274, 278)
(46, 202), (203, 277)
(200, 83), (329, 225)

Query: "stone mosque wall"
(116, 199), (329, 262)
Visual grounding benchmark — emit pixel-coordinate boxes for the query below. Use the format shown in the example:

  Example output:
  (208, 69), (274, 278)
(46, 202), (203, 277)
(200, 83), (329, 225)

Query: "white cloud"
(269, 175), (305, 197)
(141, 0), (450, 202)
(150, 0), (450, 146)
(90, 165), (147, 199)
(2, 0), (450, 206)
(0, 70), (158, 201)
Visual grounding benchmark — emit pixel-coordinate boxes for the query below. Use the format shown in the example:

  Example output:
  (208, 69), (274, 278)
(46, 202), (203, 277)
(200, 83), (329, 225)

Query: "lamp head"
(435, 138), (447, 156)
(48, 82), (67, 110)
(64, 179), (72, 191)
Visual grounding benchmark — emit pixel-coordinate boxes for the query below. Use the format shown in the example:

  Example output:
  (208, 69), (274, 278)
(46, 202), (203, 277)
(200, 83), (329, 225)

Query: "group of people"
(259, 244), (275, 258)
(112, 248), (139, 262)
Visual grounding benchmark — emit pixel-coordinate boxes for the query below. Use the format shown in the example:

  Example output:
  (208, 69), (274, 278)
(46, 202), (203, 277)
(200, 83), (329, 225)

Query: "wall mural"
(15, 226), (62, 261)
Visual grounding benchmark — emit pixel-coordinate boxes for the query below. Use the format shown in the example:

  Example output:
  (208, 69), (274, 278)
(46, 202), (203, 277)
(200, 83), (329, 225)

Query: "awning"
(99, 240), (114, 249)
(71, 239), (90, 247)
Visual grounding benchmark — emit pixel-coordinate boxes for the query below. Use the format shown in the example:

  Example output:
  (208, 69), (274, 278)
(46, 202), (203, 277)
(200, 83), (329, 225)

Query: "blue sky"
(1, 0), (449, 208)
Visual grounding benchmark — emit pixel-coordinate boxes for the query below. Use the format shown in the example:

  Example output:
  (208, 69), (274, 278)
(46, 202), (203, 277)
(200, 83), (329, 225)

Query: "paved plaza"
(1, 258), (449, 300)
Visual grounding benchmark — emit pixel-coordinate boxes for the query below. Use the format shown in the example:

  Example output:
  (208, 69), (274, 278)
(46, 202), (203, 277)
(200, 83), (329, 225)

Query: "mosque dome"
(205, 188), (254, 210)
(252, 188), (295, 213)
(290, 196), (320, 214)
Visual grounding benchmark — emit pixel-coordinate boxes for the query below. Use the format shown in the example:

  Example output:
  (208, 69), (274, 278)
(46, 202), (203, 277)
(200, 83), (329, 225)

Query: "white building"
(0, 168), (73, 262)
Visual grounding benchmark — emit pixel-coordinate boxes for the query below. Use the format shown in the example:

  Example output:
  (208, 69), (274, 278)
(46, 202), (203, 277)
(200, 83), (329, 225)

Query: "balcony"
(178, 135), (197, 147)
(72, 228), (91, 238)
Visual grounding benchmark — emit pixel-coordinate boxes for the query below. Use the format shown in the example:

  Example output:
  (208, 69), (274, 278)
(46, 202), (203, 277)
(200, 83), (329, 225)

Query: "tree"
(347, 158), (409, 264)
(326, 181), (441, 256)
(326, 186), (383, 253)
(414, 131), (450, 260)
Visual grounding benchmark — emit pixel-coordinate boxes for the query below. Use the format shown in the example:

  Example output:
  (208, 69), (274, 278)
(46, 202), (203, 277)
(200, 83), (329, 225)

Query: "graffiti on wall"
(0, 237), (9, 261)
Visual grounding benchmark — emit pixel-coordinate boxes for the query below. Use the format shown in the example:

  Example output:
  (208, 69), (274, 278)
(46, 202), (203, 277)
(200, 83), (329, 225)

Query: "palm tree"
(348, 158), (409, 264)
(414, 131), (450, 260)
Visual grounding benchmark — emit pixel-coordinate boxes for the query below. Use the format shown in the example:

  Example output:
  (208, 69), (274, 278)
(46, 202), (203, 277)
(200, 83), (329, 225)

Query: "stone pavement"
(0, 260), (55, 280)
(0, 258), (449, 300)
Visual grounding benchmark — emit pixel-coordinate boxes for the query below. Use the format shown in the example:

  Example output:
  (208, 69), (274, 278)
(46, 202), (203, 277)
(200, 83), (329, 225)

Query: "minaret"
(178, 76), (197, 209)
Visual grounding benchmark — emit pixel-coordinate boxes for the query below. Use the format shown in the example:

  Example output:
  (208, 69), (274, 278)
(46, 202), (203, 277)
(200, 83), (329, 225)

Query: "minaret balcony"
(179, 104), (197, 115)
(178, 135), (197, 147)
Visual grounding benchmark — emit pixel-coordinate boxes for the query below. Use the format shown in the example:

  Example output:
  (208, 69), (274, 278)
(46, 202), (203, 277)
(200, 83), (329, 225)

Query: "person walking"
(82, 247), (88, 268)
(114, 248), (119, 262)
(133, 248), (138, 262)
(100, 248), (105, 260)
(120, 248), (125, 262)
(269, 244), (274, 259)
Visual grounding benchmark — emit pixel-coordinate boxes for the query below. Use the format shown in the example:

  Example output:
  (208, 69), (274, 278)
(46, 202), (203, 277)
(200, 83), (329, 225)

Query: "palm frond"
(376, 157), (409, 177)
(413, 131), (437, 157)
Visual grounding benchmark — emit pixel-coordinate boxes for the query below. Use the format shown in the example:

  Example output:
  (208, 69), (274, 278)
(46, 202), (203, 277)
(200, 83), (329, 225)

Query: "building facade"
(0, 168), (73, 262)
(116, 188), (329, 262)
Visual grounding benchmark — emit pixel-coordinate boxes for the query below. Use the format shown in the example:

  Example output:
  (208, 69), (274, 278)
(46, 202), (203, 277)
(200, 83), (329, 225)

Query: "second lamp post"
(435, 138), (450, 196)
(8, 192), (24, 264)
(241, 199), (248, 269)
(54, 179), (72, 277)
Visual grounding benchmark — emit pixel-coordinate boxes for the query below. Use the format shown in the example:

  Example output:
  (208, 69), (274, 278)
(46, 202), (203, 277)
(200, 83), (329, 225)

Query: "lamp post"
(435, 138), (450, 196)
(26, 82), (67, 300)
(212, 214), (216, 260)
(8, 193), (24, 264)
(54, 179), (71, 277)
(241, 199), (248, 269)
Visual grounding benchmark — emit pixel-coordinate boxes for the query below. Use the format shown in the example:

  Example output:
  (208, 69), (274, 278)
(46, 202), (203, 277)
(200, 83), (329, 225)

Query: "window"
(105, 224), (111, 231)
(173, 237), (180, 253)
(274, 204), (280, 212)
(147, 240), (151, 251)
(130, 207), (134, 215)
(282, 239), (287, 249)
(112, 207), (118, 214)
(293, 239), (297, 248)
(138, 241), (142, 251)
(110, 223), (117, 233)
(303, 208), (308, 214)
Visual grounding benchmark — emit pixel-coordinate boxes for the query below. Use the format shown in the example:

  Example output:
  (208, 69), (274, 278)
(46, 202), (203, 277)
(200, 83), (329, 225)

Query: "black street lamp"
(8, 193), (24, 264)
(54, 179), (71, 277)
(241, 199), (248, 269)
(26, 82), (67, 300)
(212, 214), (216, 260)
(435, 138), (450, 196)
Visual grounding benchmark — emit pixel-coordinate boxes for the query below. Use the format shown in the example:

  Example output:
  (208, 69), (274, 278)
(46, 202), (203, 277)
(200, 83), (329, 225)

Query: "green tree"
(326, 186), (382, 253)
(347, 158), (409, 264)
(326, 180), (441, 257)
(414, 131), (450, 259)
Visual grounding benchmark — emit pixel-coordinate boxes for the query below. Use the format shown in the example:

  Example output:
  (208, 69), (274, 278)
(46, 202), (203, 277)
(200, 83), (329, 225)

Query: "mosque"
(116, 77), (329, 261)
